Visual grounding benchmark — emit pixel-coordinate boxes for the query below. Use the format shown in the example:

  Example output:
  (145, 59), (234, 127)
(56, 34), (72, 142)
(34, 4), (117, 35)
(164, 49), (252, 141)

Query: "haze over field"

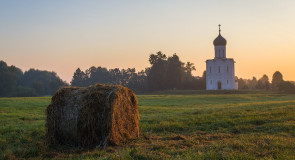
(1, 0), (295, 82)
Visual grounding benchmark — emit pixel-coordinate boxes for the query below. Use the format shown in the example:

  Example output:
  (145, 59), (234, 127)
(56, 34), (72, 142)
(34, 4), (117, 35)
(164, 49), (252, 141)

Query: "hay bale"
(45, 84), (139, 149)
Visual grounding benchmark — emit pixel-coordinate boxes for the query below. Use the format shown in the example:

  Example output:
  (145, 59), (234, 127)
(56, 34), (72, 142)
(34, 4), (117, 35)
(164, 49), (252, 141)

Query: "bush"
(10, 86), (38, 97)
(277, 81), (295, 93)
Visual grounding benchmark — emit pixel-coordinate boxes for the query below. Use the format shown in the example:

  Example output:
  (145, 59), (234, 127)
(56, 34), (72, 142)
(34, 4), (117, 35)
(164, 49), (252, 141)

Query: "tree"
(86, 66), (110, 85)
(166, 54), (184, 89)
(32, 80), (45, 95)
(149, 51), (167, 65)
(238, 78), (248, 89)
(147, 51), (168, 91)
(147, 52), (205, 91)
(198, 71), (206, 89)
(71, 68), (88, 87)
(277, 81), (295, 93)
(256, 74), (270, 90)
(126, 69), (147, 92)
(181, 62), (197, 89)
(70, 66), (148, 92)
(248, 77), (257, 89)
(20, 69), (68, 95)
(0, 61), (23, 96)
(201, 71), (206, 82)
(184, 62), (196, 77)
(272, 71), (283, 90)
(0, 60), (69, 97)
(109, 68), (122, 85)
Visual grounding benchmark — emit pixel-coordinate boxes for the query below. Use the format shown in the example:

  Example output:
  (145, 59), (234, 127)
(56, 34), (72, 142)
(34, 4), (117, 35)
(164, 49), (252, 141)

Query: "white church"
(206, 25), (238, 90)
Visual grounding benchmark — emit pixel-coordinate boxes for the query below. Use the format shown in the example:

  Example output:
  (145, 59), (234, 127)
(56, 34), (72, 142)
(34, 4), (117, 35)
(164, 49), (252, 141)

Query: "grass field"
(1, 92), (295, 159)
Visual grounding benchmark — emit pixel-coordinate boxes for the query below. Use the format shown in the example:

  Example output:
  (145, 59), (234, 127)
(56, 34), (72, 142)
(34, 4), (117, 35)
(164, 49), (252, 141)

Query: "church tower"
(206, 25), (238, 90)
(213, 24), (227, 59)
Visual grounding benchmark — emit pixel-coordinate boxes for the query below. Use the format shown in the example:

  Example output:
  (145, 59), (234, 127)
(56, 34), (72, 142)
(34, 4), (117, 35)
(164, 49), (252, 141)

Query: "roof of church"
(213, 34), (227, 46)
(206, 58), (234, 62)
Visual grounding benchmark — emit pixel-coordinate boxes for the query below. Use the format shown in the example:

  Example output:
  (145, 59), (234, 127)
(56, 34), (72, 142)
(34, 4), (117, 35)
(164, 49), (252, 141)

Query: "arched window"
(227, 80), (229, 84)
(210, 80), (212, 84)
(218, 66), (220, 73)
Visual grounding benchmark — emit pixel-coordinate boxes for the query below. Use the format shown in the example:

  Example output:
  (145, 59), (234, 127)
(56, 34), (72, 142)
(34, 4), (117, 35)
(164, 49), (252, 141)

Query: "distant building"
(206, 25), (238, 90)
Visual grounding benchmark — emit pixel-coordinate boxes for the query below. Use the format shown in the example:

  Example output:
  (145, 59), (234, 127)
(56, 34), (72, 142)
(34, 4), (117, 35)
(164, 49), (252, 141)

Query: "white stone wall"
(214, 46), (226, 58)
(206, 58), (237, 90)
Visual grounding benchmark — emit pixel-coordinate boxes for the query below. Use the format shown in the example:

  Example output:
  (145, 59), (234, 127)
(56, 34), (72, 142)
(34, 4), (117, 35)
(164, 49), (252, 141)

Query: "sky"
(1, 0), (295, 83)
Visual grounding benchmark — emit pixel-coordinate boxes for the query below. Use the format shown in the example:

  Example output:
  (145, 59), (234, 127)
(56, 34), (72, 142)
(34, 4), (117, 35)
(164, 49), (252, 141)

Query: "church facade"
(206, 25), (238, 90)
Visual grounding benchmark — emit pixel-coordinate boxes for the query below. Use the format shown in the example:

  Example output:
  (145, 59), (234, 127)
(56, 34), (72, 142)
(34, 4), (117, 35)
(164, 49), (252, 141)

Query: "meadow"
(1, 92), (295, 159)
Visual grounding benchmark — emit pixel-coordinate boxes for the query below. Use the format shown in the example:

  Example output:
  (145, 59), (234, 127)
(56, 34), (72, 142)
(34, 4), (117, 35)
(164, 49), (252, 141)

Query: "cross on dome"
(213, 24), (226, 46)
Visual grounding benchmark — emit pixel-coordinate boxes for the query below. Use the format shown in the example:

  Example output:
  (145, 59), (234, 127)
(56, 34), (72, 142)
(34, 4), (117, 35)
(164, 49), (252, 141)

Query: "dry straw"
(45, 84), (139, 149)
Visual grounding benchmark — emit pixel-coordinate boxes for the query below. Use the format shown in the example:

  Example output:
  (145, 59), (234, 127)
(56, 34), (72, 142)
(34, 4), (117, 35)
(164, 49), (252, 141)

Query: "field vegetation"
(1, 92), (295, 159)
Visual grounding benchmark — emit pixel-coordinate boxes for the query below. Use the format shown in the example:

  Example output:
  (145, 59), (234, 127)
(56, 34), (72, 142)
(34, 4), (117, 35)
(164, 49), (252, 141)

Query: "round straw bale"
(45, 84), (139, 149)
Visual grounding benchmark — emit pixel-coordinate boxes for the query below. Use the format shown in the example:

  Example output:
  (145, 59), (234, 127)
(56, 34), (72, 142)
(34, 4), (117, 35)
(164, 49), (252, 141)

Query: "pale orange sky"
(1, 1), (295, 83)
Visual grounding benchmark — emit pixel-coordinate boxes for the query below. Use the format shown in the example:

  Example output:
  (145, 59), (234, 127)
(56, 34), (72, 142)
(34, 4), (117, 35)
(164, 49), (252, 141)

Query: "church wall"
(206, 59), (236, 90)
(214, 46), (226, 58)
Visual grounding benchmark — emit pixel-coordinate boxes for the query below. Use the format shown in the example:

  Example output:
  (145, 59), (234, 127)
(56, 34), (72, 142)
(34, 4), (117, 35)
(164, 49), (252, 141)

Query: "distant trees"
(270, 71), (295, 93)
(237, 71), (295, 93)
(71, 66), (147, 92)
(71, 68), (88, 87)
(0, 60), (68, 97)
(271, 71), (283, 90)
(2, 53), (295, 96)
(238, 77), (258, 90)
(147, 51), (168, 91)
(70, 51), (206, 92)
(19, 69), (68, 95)
(277, 81), (295, 93)
(256, 74), (270, 90)
(238, 75), (271, 91)
(166, 54), (183, 89)
(0, 61), (23, 96)
(237, 78), (247, 89)
(146, 51), (205, 91)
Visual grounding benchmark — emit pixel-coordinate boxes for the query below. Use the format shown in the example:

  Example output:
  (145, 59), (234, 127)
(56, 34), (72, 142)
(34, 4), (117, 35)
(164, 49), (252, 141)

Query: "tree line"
(71, 51), (206, 92)
(0, 61), (68, 97)
(1, 51), (295, 97)
(69, 51), (295, 94)
(237, 71), (295, 93)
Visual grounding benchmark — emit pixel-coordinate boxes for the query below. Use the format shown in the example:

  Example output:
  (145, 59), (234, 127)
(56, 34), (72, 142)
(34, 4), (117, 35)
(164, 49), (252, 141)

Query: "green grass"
(1, 93), (295, 159)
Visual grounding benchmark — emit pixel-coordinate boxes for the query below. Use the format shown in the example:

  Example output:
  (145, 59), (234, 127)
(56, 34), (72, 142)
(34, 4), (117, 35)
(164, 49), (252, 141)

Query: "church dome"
(213, 34), (227, 46)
